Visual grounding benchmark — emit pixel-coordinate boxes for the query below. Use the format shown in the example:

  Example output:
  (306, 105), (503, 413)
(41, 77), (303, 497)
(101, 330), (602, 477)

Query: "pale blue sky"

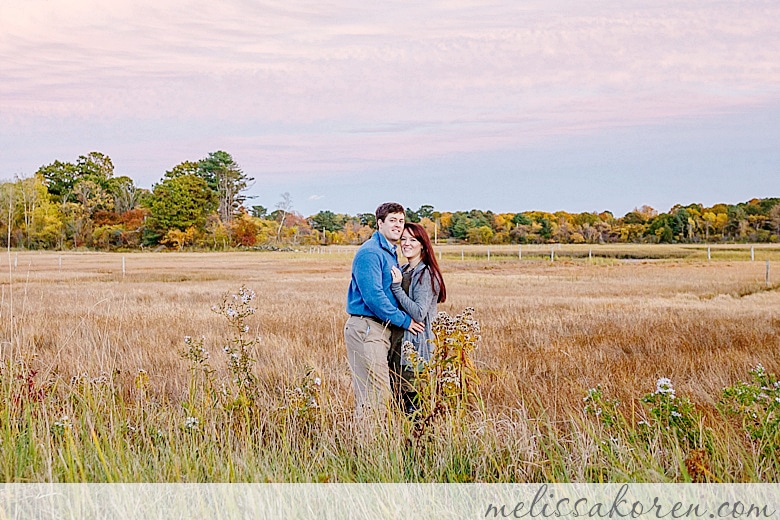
(2, 0), (778, 217)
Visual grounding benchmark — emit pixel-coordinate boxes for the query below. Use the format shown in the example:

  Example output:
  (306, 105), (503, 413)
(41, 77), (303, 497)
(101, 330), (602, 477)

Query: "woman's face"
(400, 229), (423, 262)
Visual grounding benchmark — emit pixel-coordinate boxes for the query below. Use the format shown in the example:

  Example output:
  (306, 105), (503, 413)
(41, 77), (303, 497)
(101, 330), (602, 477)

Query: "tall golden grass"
(2, 247), (779, 482)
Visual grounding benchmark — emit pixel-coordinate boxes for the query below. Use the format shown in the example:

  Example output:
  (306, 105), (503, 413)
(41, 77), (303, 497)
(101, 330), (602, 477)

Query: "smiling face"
(377, 212), (405, 243)
(400, 228), (423, 264)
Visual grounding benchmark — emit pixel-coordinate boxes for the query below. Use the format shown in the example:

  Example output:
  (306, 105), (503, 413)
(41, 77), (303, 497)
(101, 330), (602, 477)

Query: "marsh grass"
(0, 249), (779, 481)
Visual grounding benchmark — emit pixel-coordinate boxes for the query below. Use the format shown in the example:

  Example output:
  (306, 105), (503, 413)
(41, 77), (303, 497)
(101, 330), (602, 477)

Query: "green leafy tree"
(622, 211), (647, 225)
(309, 210), (344, 233)
(668, 207), (688, 240)
(198, 151), (253, 223)
(357, 213), (376, 228)
(467, 209), (493, 228)
(250, 205), (268, 218)
(164, 160), (200, 179)
(36, 160), (79, 203)
(166, 153), (252, 223)
(512, 213), (532, 226)
(144, 175), (217, 244)
(648, 213), (675, 243)
(76, 152), (114, 190)
(417, 204), (435, 220)
(449, 212), (473, 240)
(726, 205), (747, 239)
(538, 217), (553, 240)
(37, 151), (116, 212)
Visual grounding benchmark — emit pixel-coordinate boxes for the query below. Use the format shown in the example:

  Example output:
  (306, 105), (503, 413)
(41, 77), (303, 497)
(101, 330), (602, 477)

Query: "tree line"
(2, 150), (779, 250)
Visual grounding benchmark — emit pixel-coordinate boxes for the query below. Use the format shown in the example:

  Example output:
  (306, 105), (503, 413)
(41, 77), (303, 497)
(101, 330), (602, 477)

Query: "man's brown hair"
(375, 202), (405, 223)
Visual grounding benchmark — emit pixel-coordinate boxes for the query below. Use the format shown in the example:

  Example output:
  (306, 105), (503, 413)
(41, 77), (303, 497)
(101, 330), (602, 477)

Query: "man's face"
(377, 212), (405, 243)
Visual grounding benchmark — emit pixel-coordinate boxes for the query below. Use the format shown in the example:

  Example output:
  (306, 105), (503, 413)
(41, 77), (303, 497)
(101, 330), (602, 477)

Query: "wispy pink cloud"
(2, 0), (779, 182)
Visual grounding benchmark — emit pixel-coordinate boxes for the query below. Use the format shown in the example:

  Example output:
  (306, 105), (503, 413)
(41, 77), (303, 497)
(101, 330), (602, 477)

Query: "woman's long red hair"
(404, 222), (446, 303)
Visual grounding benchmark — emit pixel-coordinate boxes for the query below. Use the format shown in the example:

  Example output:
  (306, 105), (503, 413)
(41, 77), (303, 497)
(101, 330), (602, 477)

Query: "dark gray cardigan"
(391, 261), (440, 365)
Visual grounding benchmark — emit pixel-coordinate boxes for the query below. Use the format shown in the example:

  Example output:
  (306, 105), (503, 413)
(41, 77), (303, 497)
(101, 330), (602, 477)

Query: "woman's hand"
(391, 265), (402, 284)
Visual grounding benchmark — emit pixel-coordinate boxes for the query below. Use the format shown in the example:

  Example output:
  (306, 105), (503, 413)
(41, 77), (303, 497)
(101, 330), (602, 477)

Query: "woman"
(388, 222), (447, 414)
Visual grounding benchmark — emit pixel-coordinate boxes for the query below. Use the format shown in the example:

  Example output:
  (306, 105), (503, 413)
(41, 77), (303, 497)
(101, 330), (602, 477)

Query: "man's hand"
(407, 319), (425, 334)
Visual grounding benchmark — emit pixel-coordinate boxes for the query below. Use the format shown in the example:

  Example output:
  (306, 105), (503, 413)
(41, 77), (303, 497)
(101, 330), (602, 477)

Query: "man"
(345, 202), (425, 418)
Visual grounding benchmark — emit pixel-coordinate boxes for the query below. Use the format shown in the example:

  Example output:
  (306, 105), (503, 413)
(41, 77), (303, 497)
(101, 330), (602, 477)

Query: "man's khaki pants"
(344, 315), (392, 418)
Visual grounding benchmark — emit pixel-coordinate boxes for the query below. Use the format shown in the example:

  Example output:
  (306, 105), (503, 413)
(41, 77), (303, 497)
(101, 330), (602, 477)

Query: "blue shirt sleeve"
(354, 250), (412, 329)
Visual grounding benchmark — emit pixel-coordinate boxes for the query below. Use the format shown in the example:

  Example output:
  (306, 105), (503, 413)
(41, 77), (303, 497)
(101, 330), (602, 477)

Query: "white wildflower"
(52, 415), (72, 434)
(240, 288), (255, 304)
(655, 377), (675, 396)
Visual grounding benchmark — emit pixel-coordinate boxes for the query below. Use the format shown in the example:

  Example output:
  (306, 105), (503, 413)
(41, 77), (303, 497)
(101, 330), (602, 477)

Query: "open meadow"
(2, 244), (780, 482)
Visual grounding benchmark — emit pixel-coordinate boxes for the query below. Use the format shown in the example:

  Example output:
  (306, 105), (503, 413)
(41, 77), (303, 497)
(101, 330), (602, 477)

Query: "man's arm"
(354, 251), (411, 329)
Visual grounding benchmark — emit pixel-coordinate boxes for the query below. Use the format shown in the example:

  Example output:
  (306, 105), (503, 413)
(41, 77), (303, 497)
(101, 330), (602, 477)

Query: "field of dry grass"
(2, 246), (780, 482)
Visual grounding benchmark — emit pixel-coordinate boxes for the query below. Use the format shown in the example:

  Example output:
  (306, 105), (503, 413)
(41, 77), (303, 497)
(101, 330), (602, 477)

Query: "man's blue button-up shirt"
(346, 231), (411, 329)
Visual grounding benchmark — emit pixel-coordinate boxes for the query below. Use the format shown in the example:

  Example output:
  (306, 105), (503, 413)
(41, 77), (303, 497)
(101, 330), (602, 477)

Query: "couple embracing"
(344, 202), (447, 419)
